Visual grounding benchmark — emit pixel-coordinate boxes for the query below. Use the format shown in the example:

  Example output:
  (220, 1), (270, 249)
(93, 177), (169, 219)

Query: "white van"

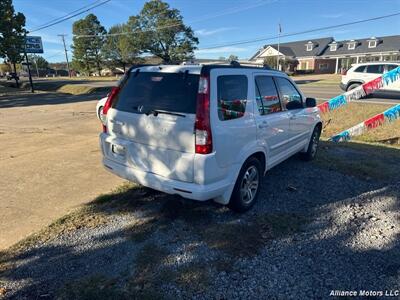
(99, 64), (322, 212)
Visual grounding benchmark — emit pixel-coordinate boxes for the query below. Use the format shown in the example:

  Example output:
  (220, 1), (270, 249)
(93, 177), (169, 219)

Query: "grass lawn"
(320, 102), (400, 146)
(292, 73), (341, 86)
(42, 76), (119, 81)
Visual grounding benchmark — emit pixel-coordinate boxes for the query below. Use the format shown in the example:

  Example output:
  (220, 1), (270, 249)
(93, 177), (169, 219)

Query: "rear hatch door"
(104, 69), (199, 182)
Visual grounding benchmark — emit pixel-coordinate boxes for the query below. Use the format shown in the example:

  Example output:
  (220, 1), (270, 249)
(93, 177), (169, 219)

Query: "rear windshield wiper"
(145, 109), (186, 118)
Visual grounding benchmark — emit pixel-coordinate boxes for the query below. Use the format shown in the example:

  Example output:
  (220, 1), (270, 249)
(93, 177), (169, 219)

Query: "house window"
(306, 44), (313, 51)
(348, 42), (356, 50)
(319, 63), (328, 70)
(330, 44), (337, 51)
(368, 40), (377, 48)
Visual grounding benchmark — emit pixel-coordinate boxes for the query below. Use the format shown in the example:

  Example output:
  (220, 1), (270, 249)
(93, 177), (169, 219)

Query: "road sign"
(25, 36), (43, 54)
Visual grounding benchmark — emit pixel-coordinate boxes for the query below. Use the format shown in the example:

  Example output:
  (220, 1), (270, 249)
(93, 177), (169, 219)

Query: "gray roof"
(250, 35), (400, 60)
(251, 37), (333, 60)
(321, 35), (400, 56)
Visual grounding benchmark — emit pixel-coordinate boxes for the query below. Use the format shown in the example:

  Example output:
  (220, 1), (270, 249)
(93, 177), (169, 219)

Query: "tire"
(300, 126), (321, 161)
(97, 106), (103, 120)
(228, 157), (262, 212)
(346, 83), (361, 91)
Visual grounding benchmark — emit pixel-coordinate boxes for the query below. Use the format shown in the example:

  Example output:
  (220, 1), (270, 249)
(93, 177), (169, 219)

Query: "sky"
(11, 0), (400, 63)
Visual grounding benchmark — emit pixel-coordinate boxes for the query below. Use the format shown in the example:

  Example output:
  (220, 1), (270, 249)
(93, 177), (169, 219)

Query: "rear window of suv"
(113, 71), (199, 114)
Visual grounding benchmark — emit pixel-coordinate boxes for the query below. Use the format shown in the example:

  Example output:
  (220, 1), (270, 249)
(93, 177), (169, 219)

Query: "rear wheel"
(228, 157), (262, 212)
(300, 126), (321, 161)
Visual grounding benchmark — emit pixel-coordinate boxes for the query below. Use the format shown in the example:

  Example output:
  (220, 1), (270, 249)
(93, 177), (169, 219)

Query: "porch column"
(335, 57), (339, 74)
(356, 56), (359, 63)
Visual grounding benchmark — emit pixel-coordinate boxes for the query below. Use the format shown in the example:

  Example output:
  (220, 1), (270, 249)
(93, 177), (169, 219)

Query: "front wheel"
(300, 126), (321, 161)
(228, 157), (262, 212)
(347, 83), (361, 91)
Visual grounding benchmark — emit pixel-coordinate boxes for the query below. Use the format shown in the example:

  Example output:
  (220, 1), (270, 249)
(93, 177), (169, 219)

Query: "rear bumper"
(102, 157), (232, 202)
(339, 82), (347, 91)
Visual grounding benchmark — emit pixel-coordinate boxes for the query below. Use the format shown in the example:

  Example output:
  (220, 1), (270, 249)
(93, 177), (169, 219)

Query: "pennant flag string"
(329, 103), (400, 142)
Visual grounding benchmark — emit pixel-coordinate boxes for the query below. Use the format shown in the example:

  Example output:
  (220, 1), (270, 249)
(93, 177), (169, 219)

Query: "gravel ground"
(1, 144), (399, 299)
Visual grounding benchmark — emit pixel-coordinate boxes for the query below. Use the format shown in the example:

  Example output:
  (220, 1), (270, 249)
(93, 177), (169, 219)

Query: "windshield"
(113, 71), (199, 114)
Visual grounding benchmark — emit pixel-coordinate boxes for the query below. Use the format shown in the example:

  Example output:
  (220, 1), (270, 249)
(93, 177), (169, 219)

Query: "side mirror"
(286, 100), (303, 110)
(305, 97), (317, 108)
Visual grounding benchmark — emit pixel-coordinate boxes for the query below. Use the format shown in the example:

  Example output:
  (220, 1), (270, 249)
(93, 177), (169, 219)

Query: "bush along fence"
(317, 66), (400, 113)
(329, 104), (400, 142)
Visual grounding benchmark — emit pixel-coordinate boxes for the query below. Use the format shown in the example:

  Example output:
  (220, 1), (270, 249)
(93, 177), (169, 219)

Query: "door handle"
(290, 115), (297, 120)
(258, 121), (269, 129)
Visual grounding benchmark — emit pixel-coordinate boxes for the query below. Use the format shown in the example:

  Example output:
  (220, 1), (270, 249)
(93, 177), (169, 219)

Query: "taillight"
(195, 76), (212, 154)
(101, 86), (120, 133)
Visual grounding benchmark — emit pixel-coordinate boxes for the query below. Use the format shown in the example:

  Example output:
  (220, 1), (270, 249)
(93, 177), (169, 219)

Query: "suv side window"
(386, 64), (399, 71)
(354, 66), (366, 73)
(254, 76), (281, 115)
(366, 64), (384, 74)
(217, 75), (248, 121)
(274, 77), (302, 109)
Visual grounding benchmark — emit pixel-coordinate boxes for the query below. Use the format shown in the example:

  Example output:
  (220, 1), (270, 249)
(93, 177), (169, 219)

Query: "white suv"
(340, 62), (400, 95)
(99, 64), (322, 212)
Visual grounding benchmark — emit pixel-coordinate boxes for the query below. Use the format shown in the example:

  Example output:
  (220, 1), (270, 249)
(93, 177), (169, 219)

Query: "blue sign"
(25, 36), (43, 53)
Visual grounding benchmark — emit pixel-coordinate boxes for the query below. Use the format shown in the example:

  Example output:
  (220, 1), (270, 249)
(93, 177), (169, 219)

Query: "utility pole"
(58, 34), (71, 77)
(24, 33), (34, 93)
(33, 58), (39, 77)
(277, 22), (281, 71)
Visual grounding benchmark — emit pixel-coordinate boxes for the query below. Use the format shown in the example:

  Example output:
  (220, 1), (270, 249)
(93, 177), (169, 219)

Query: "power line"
(198, 12), (400, 50)
(28, 0), (111, 34)
(30, 0), (104, 32)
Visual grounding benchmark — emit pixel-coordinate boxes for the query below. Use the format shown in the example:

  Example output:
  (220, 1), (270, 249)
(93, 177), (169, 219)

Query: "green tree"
(129, 0), (198, 63)
(71, 14), (106, 75)
(28, 55), (49, 69)
(0, 0), (26, 86)
(227, 54), (239, 62)
(102, 23), (141, 72)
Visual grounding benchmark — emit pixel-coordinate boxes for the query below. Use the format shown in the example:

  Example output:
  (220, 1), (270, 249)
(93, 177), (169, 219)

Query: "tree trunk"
(13, 62), (19, 88)
(97, 60), (101, 77)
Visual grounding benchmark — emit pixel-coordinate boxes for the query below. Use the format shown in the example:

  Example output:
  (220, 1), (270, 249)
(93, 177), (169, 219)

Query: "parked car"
(99, 64), (321, 212)
(340, 62), (400, 96)
(6, 72), (19, 81)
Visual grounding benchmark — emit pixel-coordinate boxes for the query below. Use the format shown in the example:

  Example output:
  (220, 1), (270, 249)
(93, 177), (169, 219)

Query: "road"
(298, 84), (400, 105)
(0, 92), (124, 249)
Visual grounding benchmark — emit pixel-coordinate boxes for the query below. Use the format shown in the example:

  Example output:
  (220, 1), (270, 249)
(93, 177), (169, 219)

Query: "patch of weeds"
(173, 262), (210, 293)
(255, 213), (311, 238)
(90, 183), (157, 213)
(126, 218), (160, 243)
(202, 213), (311, 258)
(155, 263), (211, 295)
(214, 256), (236, 273)
(57, 275), (125, 300)
(159, 197), (215, 225)
(130, 243), (169, 297)
(202, 221), (266, 257)
(315, 141), (400, 181)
